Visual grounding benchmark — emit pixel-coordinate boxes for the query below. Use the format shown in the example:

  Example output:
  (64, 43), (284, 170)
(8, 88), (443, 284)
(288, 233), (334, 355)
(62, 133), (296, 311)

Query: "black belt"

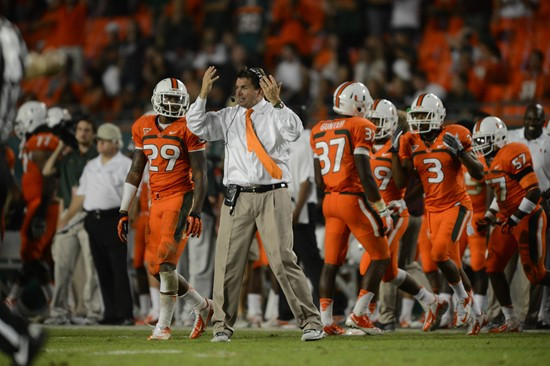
(85, 208), (119, 219)
(238, 182), (288, 193)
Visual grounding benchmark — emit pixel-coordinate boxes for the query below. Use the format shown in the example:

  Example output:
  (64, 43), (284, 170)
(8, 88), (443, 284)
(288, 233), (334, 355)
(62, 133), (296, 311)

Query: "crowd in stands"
(5, 0), (550, 127)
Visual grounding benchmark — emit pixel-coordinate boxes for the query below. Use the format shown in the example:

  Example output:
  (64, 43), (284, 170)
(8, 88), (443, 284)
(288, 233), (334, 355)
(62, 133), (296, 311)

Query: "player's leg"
(486, 226), (522, 332)
(133, 213), (151, 322)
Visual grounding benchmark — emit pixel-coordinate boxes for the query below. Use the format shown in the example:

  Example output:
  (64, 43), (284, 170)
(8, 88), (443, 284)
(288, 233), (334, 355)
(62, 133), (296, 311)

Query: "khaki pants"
(212, 188), (322, 336)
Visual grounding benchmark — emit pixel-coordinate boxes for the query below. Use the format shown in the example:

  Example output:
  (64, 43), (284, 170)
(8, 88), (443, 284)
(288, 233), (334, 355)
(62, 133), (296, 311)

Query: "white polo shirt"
(507, 128), (550, 191)
(77, 151), (132, 211)
(289, 129), (317, 224)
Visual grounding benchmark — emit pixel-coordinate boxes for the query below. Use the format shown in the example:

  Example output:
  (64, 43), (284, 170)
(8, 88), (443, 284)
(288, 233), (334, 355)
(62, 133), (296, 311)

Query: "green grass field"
(2, 326), (550, 366)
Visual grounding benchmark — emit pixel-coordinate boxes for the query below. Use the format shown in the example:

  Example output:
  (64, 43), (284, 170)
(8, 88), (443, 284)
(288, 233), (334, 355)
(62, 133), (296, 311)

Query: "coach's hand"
(199, 66), (219, 99)
(389, 125), (405, 153)
(118, 211), (129, 244)
(443, 133), (465, 157)
(186, 211), (202, 238)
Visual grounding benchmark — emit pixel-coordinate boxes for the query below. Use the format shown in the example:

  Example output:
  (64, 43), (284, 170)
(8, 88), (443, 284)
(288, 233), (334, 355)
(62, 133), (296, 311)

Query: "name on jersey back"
(320, 120), (346, 131)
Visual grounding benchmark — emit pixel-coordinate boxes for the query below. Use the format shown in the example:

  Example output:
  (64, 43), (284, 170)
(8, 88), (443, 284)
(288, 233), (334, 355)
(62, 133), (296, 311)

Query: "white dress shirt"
(77, 151), (132, 210)
(187, 97), (303, 186)
(507, 128), (550, 191)
(289, 129), (316, 224)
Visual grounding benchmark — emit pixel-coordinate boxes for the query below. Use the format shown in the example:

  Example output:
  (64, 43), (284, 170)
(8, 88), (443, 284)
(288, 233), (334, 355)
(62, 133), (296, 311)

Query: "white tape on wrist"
(120, 182), (138, 212)
(518, 197), (537, 215)
(372, 199), (387, 213)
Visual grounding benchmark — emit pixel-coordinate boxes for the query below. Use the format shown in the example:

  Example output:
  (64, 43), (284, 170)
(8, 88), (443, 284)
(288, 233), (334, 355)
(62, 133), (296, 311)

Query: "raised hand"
(259, 75), (282, 105)
(443, 132), (465, 157)
(199, 66), (220, 99)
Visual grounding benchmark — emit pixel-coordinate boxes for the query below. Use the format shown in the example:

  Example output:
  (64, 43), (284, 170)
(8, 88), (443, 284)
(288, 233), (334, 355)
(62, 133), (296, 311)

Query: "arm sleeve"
(507, 145), (539, 190)
(185, 128), (207, 152)
(132, 121), (143, 150)
(186, 97), (226, 141)
(398, 132), (412, 160)
(272, 105), (303, 142)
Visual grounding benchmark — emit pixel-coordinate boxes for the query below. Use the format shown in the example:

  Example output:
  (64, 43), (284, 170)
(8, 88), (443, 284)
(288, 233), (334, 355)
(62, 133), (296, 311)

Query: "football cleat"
(189, 299), (213, 339)
(423, 296), (449, 332)
(454, 294), (472, 327)
(147, 326), (171, 340)
(488, 317), (523, 333)
(345, 313), (383, 335)
(322, 323), (346, 335)
(466, 312), (486, 336)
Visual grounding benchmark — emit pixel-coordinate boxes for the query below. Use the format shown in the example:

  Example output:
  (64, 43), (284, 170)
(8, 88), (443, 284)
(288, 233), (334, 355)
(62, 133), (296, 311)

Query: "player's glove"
(476, 210), (496, 235)
(185, 211), (202, 238)
(500, 214), (521, 235)
(442, 133), (466, 157)
(387, 200), (405, 215)
(29, 216), (46, 240)
(373, 200), (393, 237)
(117, 212), (129, 244)
(389, 125), (405, 153)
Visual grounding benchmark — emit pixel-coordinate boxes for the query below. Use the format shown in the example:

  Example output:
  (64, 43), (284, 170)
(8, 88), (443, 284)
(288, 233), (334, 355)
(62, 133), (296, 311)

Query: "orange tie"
(245, 108), (283, 179)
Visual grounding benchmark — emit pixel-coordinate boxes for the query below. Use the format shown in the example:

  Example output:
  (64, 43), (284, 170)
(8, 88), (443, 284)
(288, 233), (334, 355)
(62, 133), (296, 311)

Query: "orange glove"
(186, 211), (202, 238)
(117, 212), (129, 243)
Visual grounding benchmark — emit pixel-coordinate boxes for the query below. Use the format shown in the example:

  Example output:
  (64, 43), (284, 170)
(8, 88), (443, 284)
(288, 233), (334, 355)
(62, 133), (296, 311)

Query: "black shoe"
(12, 325), (47, 366)
(374, 321), (395, 332)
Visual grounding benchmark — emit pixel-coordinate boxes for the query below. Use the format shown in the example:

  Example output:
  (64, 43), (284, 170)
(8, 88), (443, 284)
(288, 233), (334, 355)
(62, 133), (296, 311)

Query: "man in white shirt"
(507, 103), (550, 328)
(58, 123), (133, 325)
(187, 66), (324, 342)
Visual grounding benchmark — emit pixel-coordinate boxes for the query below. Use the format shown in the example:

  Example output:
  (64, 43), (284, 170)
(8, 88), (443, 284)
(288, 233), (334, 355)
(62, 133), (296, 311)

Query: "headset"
(231, 66), (266, 102)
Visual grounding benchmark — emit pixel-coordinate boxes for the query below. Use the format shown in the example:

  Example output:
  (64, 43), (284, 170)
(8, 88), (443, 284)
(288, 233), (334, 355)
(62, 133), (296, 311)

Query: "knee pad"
(389, 268), (407, 287)
(159, 269), (178, 295)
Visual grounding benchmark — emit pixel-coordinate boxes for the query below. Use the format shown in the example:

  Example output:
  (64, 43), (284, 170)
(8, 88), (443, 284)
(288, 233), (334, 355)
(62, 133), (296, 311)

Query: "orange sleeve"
(505, 144), (539, 190)
(398, 132), (413, 160)
(184, 128), (206, 152)
(132, 119), (144, 150)
(351, 117), (375, 151)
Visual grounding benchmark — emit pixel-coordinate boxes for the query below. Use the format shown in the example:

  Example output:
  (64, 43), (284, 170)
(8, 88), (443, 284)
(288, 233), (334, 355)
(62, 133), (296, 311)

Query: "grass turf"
(2, 326), (550, 366)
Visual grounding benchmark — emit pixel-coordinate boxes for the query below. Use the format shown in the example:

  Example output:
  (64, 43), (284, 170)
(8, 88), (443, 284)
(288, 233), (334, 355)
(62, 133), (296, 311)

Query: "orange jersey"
(463, 157), (487, 213)
(310, 116), (376, 193)
(21, 132), (59, 202)
(484, 142), (540, 217)
(399, 125), (472, 212)
(132, 115), (205, 193)
(371, 140), (405, 203)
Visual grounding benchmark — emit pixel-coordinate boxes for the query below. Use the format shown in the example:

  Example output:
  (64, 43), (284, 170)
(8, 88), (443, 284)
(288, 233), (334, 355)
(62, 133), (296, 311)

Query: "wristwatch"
(273, 100), (284, 109)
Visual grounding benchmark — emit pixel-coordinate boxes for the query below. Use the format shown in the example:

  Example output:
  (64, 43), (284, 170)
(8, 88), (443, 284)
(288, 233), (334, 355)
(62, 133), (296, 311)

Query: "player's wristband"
(120, 182), (138, 212)
(189, 211), (201, 219)
(509, 214), (521, 224)
(518, 197), (537, 215)
(372, 199), (387, 213)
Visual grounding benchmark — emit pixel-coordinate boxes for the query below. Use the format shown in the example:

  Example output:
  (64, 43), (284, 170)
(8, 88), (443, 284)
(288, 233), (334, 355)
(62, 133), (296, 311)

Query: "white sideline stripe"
(357, 199), (379, 234)
(388, 216), (404, 245)
(455, 210), (471, 243)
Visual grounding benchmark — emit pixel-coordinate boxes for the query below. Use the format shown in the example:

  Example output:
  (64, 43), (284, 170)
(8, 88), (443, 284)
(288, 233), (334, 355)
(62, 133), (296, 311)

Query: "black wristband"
(119, 211), (128, 217)
(189, 211), (201, 219)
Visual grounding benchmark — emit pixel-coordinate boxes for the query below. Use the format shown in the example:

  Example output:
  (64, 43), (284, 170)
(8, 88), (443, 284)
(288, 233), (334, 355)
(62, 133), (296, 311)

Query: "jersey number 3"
(143, 144), (181, 172)
(316, 137), (346, 175)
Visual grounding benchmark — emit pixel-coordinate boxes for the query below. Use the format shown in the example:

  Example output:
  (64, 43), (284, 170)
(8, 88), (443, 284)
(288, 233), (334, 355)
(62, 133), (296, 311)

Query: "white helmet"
(472, 116), (508, 156)
(46, 107), (71, 129)
(151, 78), (190, 118)
(333, 81), (373, 117)
(14, 101), (47, 139)
(366, 99), (398, 140)
(407, 93), (446, 134)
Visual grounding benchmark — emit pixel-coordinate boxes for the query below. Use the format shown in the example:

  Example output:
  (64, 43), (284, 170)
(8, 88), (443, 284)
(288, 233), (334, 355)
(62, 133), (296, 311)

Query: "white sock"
(449, 280), (468, 299)
(248, 293), (262, 317)
(353, 290), (374, 316)
(182, 287), (205, 311)
(471, 293), (482, 317)
(474, 294), (486, 313)
(440, 293), (452, 318)
(413, 287), (437, 307)
(501, 305), (516, 320)
(139, 294), (151, 317)
(150, 287), (160, 313)
(320, 298), (333, 326)
(400, 298), (415, 322)
(157, 293), (176, 328)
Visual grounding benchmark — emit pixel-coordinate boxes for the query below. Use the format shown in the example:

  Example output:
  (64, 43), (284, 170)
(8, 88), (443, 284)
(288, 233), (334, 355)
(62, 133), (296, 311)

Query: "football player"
(117, 78), (212, 340)
(310, 82), (393, 336)
(5, 101), (59, 312)
(392, 93), (485, 335)
(473, 116), (550, 332)
(359, 99), (448, 332)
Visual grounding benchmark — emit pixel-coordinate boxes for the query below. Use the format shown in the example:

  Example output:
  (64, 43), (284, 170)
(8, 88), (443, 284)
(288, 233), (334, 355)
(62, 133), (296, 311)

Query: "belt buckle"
(94, 210), (101, 219)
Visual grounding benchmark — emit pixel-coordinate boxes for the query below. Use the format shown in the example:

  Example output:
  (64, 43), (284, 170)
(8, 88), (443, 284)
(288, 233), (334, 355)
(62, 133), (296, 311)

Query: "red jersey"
(399, 125), (473, 212)
(21, 132), (59, 203)
(310, 116), (376, 193)
(484, 142), (540, 217)
(132, 115), (205, 194)
(371, 140), (405, 203)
